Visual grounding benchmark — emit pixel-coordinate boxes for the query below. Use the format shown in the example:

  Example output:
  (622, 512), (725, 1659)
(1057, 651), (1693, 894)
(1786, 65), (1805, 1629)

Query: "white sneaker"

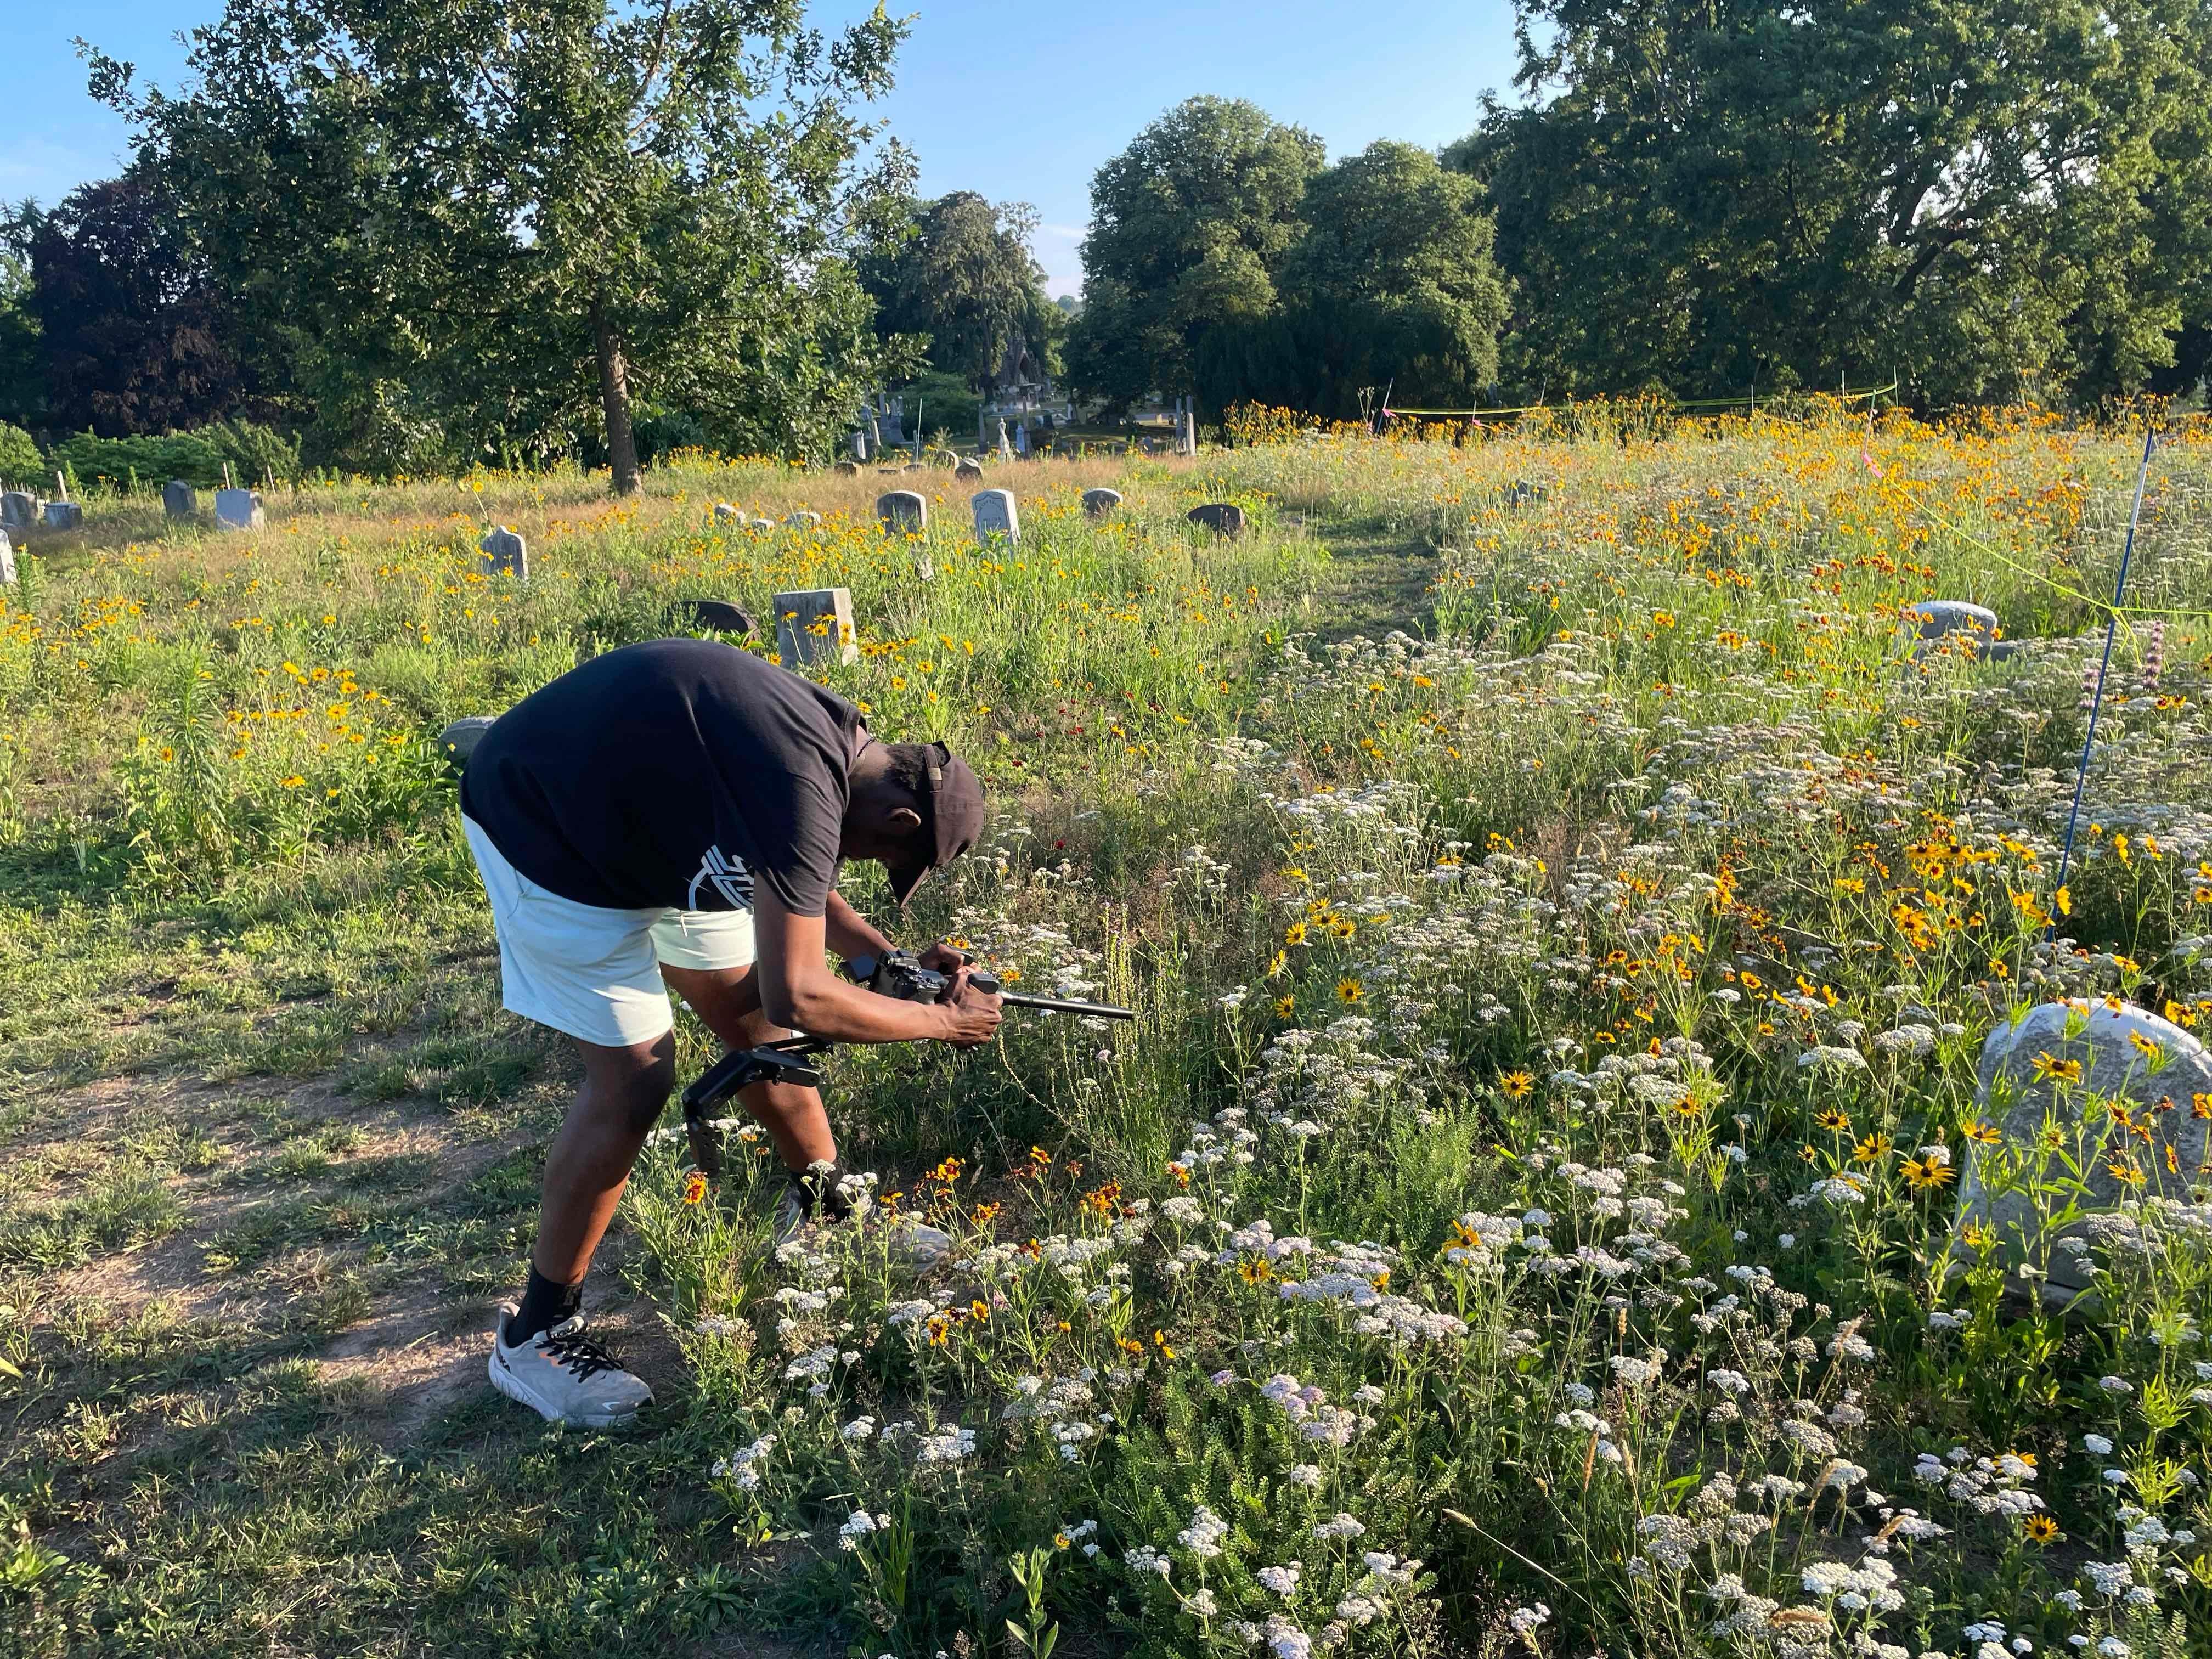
(488, 1309), (654, 1427)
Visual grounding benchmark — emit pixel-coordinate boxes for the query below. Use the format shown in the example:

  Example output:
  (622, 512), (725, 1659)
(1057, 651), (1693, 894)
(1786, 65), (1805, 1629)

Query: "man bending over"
(458, 637), (1002, 1427)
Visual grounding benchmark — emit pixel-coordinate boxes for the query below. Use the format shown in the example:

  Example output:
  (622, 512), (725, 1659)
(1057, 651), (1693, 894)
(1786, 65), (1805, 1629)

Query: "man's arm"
(822, 889), (894, 965)
(755, 892), (1000, 1045)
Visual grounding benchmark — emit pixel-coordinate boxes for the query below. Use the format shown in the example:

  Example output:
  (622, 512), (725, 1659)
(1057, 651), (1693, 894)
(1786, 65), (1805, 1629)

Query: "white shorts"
(462, 815), (755, 1048)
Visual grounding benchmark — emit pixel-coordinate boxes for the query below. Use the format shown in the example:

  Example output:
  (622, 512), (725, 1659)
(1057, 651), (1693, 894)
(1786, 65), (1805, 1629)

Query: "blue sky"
(11, 1), (1523, 296)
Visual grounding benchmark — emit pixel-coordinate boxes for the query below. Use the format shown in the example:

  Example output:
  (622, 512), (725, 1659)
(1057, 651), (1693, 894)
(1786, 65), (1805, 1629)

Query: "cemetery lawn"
(3, 411), (2212, 1659)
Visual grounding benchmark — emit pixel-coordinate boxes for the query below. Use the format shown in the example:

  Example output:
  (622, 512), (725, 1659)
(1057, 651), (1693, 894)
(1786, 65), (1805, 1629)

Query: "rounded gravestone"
(1187, 502), (1246, 538)
(833, 460), (860, 476)
(877, 490), (927, 534)
(712, 502), (740, 524)
(437, 715), (499, 775)
(670, 599), (757, 637)
(955, 459), (985, 482)
(785, 511), (822, 531)
(1081, 488), (1122, 517)
(970, 488), (1019, 545)
(1954, 999), (2212, 1302)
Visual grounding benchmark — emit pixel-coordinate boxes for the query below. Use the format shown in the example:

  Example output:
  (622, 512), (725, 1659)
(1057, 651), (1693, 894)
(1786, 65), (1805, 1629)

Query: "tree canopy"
(859, 191), (1064, 392)
(1451, 0), (2212, 405)
(91, 0), (917, 486)
(1065, 97), (1325, 413)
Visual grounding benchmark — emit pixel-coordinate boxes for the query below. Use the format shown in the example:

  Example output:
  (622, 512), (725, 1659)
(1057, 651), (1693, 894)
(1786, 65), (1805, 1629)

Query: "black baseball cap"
(887, 742), (985, 906)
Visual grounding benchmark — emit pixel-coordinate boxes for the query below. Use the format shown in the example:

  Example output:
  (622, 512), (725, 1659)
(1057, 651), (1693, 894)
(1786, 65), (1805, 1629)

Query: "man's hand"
(917, 940), (967, 976)
(938, 974), (1002, 1049)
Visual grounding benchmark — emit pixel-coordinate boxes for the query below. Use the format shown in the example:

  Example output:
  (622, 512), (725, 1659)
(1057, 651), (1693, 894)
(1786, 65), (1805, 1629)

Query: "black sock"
(509, 1266), (582, 1344)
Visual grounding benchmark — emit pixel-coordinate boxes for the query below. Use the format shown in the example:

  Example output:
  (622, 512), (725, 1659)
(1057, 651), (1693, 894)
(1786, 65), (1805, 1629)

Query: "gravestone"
(1081, 488), (1122, 517)
(1900, 600), (2021, 665)
(670, 598), (756, 637)
(712, 503), (740, 524)
(851, 430), (869, 462)
(834, 460), (860, 476)
(0, 493), (33, 532)
(214, 488), (265, 532)
(163, 481), (198, 520)
(1954, 999), (2212, 1302)
(970, 488), (1019, 545)
(785, 511), (822, 531)
(437, 716), (499, 775)
(877, 490), (927, 534)
(479, 525), (528, 579)
(956, 459), (985, 482)
(1502, 479), (1545, 508)
(42, 501), (83, 531)
(0, 529), (13, 585)
(748, 517), (776, 533)
(773, 586), (859, 668)
(1187, 503), (1246, 538)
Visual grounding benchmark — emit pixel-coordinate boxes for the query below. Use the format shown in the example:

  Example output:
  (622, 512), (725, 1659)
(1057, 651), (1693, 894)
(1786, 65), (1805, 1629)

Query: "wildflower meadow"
(4, 403), (2211, 1659)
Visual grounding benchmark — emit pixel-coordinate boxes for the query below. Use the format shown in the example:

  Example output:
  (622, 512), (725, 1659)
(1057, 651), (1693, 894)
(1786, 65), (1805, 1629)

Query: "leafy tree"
(0, 420), (41, 486)
(89, 0), (917, 487)
(29, 168), (256, 438)
(1066, 97), (1324, 414)
(860, 191), (1063, 391)
(0, 200), (46, 431)
(1205, 142), (1510, 419)
(1452, 0), (2212, 406)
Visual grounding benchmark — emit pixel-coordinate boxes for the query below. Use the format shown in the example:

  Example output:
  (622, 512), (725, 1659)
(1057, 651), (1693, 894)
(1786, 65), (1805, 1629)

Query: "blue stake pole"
(2051, 425), (2159, 908)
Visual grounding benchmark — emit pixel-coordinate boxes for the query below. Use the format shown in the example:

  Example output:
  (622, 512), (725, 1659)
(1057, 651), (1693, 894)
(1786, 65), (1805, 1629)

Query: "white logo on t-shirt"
(686, 845), (755, 909)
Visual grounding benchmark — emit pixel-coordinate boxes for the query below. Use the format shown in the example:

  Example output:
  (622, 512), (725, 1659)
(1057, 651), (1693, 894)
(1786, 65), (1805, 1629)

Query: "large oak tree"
(89, 0), (917, 485)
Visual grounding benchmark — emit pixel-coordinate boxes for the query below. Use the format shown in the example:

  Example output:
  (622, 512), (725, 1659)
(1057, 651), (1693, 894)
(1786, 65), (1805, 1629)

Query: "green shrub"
(49, 421), (302, 493)
(0, 420), (41, 487)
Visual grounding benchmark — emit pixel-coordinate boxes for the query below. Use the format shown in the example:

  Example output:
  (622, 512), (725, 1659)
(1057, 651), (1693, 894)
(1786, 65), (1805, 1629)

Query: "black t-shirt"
(460, 639), (862, 915)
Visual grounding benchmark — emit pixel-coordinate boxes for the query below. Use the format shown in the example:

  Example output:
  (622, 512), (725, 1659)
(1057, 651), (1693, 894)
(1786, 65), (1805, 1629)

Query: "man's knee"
(580, 1035), (677, 1136)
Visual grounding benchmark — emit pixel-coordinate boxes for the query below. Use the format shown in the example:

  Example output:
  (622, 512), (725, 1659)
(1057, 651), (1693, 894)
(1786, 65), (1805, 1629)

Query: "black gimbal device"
(679, 950), (1132, 1179)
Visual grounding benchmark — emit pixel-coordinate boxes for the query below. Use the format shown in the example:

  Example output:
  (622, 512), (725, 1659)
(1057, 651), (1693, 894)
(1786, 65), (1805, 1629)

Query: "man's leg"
(659, 962), (834, 1173)
(531, 1031), (677, 1290)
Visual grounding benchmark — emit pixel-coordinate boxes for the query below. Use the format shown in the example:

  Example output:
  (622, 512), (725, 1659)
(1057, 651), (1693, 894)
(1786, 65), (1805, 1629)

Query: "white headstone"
(850, 430), (868, 462)
(996, 419), (1013, 461)
(785, 511), (822, 530)
(163, 481), (198, 520)
(877, 490), (927, 534)
(712, 503), (740, 524)
(1955, 1000), (2212, 1302)
(479, 525), (527, 578)
(0, 529), (13, 585)
(42, 501), (83, 531)
(214, 488), (265, 532)
(970, 488), (1019, 545)
(0, 493), (33, 532)
(1081, 488), (1122, 517)
(1902, 600), (1998, 647)
(773, 586), (859, 668)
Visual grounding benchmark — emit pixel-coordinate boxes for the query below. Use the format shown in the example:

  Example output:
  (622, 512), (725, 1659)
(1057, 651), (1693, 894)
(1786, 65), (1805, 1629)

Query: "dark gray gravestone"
(785, 511), (822, 531)
(214, 488), (265, 531)
(774, 587), (859, 668)
(1187, 503), (1246, 538)
(834, 460), (860, 476)
(670, 599), (756, 637)
(0, 493), (35, 532)
(1081, 488), (1122, 517)
(1954, 1000), (2212, 1303)
(479, 525), (528, 579)
(877, 490), (927, 534)
(712, 503), (740, 524)
(163, 481), (198, 520)
(437, 716), (499, 775)
(956, 459), (985, 482)
(42, 501), (83, 531)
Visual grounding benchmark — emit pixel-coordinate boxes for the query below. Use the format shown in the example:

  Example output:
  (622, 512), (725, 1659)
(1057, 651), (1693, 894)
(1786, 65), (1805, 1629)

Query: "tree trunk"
(591, 294), (641, 496)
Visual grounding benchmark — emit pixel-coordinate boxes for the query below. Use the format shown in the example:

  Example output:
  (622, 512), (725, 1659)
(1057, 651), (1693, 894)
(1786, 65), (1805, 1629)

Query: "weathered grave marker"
(834, 460), (860, 476)
(1955, 999), (2212, 1301)
(774, 587), (859, 668)
(956, 459), (984, 482)
(1081, 488), (1122, 517)
(437, 716), (499, 775)
(42, 501), (83, 531)
(163, 481), (198, 520)
(2, 492), (40, 531)
(877, 490), (927, 534)
(480, 525), (528, 578)
(0, 529), (14, 585)
(1187, 503), (1245, 538)
(785, 511), (822, 531)
(214, 488), (265, 531)
(970, 488), (1019, 545)
(670, 598), (756, 637)
(712, 503), (740, 524)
